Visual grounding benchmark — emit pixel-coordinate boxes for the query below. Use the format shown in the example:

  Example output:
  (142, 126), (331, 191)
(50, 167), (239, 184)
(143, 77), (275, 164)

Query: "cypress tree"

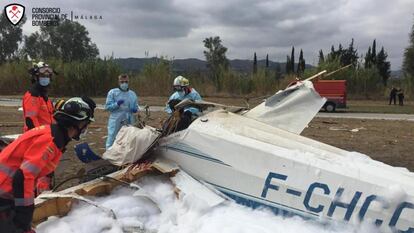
(371, 39), (377, 65)
(290, 46), (295, 73)
(253, 52), (257, 74)
(318, 49), (325, 65)
(365, 46), (372, 68)
(266, 54), (269, 68)
(297, 49), (305, 74)
(338, 43), (343, 54)
(330, 45), (336, 60)
(343, 38), (358, 66)
(349, 38), (358, 66)
(286, 55), (291, 74)
(376, 47), (390, 86)
(301, 52), (305, 74)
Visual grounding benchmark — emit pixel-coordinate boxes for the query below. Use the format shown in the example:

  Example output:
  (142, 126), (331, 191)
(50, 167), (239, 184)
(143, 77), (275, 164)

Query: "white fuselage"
(156, 110), (414, 233)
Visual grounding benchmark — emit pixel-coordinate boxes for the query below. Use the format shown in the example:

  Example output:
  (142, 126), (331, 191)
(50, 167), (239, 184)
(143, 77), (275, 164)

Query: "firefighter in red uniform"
(23, 62), (55, 132)
(0, 96), (96, 233)
(22, 62), (56, 195)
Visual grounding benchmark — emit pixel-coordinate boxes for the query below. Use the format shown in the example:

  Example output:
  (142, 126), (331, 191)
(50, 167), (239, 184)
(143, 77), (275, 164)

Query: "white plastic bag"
(102, 125), (160, 166)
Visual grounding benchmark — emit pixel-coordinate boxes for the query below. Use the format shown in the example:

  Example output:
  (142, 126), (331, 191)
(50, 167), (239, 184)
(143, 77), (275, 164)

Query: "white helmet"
(29, 61), (54, 77)
(54, 97), (95, 122)
(173, 76), (184, 86)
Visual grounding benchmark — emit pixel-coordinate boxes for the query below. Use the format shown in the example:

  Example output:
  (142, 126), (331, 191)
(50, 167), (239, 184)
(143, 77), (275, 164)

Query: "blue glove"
(131, 107), (138, 113)
(117, 99), (124, 106)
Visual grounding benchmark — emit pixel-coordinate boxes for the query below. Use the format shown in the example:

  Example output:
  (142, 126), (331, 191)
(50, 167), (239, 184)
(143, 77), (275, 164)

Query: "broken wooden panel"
(33, 162), (159, 225)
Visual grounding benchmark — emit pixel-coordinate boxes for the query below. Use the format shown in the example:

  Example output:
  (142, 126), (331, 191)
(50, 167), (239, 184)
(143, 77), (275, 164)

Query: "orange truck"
(312, 80), (347, 112)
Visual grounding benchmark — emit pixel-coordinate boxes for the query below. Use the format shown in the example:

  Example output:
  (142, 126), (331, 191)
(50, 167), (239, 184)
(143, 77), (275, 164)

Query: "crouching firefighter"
(0, 96), (96, 233)
(165, 76), (202, 132)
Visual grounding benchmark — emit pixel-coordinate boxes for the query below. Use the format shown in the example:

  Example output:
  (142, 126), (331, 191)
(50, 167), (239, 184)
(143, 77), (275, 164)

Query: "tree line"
(403, 18), (414, 96)
(0, 14), (98, 64)
(1, 11), (414, 99)
(202, 35), (394, 97)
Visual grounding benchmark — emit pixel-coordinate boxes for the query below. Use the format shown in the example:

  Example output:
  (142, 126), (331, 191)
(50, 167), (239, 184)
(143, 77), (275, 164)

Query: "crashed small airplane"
(109, 76), (413, 232)
(153, 79), (414, 233)
(3, 71), (411, 232)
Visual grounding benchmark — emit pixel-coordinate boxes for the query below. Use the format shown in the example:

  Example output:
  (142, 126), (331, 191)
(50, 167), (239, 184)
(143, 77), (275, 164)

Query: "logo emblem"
(4, 4), (25, 26)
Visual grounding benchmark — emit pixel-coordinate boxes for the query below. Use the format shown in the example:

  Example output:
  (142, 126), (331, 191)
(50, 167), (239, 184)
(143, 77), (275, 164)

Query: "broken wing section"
(154, 158), (226, 208)
(244, 80), (326, 134)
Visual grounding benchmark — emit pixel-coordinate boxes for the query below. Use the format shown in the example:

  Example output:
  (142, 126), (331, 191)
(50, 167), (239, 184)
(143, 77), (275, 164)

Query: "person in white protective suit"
(165, 76), (202, 131)
(105, 74), (139, 149)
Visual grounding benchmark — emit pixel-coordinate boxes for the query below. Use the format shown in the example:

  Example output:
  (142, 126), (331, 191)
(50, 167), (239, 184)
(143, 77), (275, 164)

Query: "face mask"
(177, 90), (185, 97)
(120, 83), (128, 91)
(39, 77), (50, 87)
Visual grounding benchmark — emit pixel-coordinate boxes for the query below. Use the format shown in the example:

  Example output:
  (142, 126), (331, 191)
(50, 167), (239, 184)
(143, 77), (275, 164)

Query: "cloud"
(15, 0), (414, 69)
(93, 0), (198, 38)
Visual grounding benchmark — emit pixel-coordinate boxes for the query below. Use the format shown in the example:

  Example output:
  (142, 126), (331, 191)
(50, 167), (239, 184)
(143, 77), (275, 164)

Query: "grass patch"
(345, 100), (414, 114)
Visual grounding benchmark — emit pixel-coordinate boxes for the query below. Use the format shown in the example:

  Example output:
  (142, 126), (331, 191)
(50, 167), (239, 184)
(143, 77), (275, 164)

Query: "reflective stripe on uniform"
(25, 111), (38, 117)
(44, 162), (56, 171)
(41, 146), (54, 161)
(0, 164), (16, 177)
(14, 197), (34, 206)
(20, 161), (41, 176)
(46, 146), (54, 153)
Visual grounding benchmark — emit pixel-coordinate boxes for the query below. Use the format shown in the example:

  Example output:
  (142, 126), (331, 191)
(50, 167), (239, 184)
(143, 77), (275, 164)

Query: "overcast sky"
(13, 0), (414, 70)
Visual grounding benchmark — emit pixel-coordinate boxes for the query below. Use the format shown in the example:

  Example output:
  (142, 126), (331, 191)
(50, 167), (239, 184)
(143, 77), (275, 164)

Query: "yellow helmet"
(180, 77), (189, 87)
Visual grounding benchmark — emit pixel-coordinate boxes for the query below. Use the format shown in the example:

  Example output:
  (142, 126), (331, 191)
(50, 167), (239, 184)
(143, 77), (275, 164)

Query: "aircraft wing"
(244, 80), (326, 134)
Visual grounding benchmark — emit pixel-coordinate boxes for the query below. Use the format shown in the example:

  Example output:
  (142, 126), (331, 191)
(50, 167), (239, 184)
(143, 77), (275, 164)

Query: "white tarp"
(103, 125), (160, 166)
(244, 81), (326, 134)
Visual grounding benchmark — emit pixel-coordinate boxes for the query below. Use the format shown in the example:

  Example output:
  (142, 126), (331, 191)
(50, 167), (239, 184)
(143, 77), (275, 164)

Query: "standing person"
(165, 76), (202, 131)
(0, 97), (96, 233)
(389, 87), (397, 105)
(397, 88), (405, 106)
(22, 62), (55, 195)
(23, 62), (55, 132)
(105, 74), (139, 149)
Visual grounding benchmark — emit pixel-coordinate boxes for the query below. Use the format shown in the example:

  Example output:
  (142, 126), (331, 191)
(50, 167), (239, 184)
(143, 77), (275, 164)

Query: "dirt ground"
(1, 106), (414, 190)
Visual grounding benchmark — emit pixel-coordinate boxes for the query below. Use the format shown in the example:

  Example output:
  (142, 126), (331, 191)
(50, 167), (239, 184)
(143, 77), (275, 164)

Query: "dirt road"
(317, 112), (414, 121)
(1, 106), (413, 190)
(2, 98), (413, 120)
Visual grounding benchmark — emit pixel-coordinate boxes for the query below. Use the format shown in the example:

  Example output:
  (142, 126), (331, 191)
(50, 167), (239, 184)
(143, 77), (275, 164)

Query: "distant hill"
(390, 70), (403, 79)
(114, 57), (312, 74)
